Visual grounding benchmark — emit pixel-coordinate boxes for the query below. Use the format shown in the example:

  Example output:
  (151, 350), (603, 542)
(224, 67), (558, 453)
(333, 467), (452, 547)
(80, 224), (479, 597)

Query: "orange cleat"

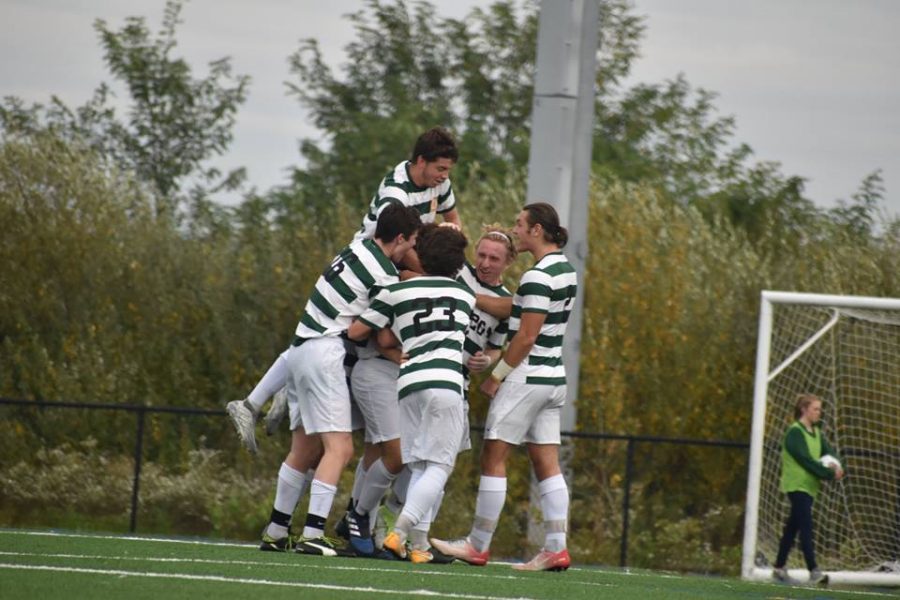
(382, 531), (408, 560)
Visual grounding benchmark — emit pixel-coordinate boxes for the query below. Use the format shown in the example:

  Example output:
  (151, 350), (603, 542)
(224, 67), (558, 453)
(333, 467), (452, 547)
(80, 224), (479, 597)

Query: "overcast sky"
(2, 0), (898, 216)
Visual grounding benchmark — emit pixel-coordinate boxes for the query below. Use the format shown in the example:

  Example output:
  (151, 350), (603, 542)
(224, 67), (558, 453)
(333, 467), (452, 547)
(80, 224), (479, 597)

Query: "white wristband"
(491, 358), (515, 382)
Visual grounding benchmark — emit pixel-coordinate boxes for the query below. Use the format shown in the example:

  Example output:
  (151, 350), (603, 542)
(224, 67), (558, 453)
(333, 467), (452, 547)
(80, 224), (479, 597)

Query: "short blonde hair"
(477, 224), (517, 263)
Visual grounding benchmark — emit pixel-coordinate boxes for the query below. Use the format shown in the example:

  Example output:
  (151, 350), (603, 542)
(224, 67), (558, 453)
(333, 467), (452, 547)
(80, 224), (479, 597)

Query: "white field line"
(0, 550), (615, 588)
(0, 562), (540, 599)
(1, 533), (894, 599)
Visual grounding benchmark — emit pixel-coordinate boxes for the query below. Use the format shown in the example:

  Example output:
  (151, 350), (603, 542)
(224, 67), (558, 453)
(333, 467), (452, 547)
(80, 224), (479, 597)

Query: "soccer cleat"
(294, 535), (354, 557)
(511, 548), (571, 572)
(409, 548), (434, 564)
(409, 546), (456, 565)
(374, 503), (397, 550)
(427, 545), (457, 564)
(772, 567), (788, 582)
(382, 531), (408, 560)
(335, 511), (351, 541)
(347, 509), (375, 557)
(429, 537), (489, 566)
(226, 399), (259, 454)
(264, 387), (288, 436)
(259, 527), (296, 552)
(809, 568), (828, 585)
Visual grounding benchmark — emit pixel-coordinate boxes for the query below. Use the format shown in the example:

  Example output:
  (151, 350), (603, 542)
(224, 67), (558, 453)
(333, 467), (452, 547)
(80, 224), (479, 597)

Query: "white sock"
(266, 463), (309, 538)
(274, 462), (310, 515)
(247, 351), (290, 411)
(428, 489), (446, 525)
(303, 479), (338, 538)
(539, 473), (569, 552)
(395, 462), (450, 537)
(357, 459), (398, 515)
(392, 466), (412, 506)
(469, 475), (506, 552)
(350, 459), (368, 506)
(409, 490), (441, 551)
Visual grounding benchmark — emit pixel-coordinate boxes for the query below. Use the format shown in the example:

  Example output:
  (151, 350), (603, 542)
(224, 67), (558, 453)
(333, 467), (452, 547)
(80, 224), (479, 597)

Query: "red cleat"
(512, 548), (571, 571)
(428, 537), (490, 566)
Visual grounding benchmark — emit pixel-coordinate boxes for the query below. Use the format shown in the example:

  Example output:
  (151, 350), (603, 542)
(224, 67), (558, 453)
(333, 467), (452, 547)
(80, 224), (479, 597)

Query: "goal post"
(742, 291), (900, 586)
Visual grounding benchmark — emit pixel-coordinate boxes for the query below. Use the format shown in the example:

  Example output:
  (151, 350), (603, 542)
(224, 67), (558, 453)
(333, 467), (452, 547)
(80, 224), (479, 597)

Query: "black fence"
(0, 397), (749, 568)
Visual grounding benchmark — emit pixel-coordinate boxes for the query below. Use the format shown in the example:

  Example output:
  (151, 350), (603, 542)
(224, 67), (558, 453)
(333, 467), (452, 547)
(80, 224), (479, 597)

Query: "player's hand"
(467, 351), (492, 372)
(439, 221), (461, 231)
(834, 466), (845, 481)
(480, 376), (500, 399)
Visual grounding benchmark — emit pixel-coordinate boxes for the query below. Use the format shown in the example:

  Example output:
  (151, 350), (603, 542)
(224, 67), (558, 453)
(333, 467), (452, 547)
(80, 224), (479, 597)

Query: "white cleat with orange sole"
(429, 537), (490, 566)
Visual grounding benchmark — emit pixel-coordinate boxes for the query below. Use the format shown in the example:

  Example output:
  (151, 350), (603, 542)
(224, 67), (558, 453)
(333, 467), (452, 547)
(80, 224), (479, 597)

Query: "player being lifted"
(347, 224), (475, 562)
(431, 202), (578, 571)
(258, 204), (421, 554)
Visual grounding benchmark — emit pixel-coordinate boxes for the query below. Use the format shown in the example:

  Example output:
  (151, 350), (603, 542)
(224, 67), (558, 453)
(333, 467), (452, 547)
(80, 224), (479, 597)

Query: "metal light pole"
(524, 0), (599, 548)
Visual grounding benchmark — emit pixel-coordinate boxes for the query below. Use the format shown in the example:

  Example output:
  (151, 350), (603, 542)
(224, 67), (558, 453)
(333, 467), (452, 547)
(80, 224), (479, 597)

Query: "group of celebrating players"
(226, 126), (578, 571)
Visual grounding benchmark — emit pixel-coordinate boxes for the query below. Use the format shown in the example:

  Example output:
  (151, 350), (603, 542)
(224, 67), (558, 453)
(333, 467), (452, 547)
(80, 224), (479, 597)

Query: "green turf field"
(0, 529), (893, 599)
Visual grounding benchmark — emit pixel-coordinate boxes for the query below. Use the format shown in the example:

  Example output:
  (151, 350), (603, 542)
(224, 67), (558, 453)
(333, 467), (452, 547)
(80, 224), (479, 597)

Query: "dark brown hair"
(374, 203), (421, 242)
(411, 127), (459, 163)
(416, 224), (467, 277)
(523, 202), (568, 248)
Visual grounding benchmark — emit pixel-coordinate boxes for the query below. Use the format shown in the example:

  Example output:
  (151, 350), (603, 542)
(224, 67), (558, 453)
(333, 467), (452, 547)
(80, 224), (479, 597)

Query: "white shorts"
(400, 388), (464, 467)
(484, 381), (566, 445)
(350, 356), (400, 444)
(286, 337), (352, 434)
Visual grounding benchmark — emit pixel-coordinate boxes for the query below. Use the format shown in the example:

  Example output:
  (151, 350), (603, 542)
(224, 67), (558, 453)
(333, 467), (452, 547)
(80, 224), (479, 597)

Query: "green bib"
(780, 421), (823, 498)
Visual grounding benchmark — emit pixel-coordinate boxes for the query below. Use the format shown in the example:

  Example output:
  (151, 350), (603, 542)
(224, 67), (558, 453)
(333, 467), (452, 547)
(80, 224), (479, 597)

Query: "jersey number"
(412, 297), (458, 335)
(323, 248), (358, 282)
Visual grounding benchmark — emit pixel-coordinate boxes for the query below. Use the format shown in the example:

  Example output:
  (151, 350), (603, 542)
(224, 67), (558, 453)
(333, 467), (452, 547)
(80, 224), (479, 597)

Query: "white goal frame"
(742, 290), (900, 586)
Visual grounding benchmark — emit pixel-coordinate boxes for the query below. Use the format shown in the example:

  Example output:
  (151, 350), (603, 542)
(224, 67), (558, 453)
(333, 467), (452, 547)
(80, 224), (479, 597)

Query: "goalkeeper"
(772, 393), (845, 584)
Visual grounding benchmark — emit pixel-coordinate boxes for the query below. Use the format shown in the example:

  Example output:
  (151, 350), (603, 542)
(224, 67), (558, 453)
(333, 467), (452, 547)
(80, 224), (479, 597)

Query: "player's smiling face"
(475, 238), (508, 286)
(415, 157), (454, 188)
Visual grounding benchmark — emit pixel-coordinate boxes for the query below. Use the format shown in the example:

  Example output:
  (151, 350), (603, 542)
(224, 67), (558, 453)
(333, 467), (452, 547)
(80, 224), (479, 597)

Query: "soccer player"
(431, 202), (578, 571)
(347, 225), (517, 560)
(227, 126), (462, 453)
(258, 204), (421, 554)
(347, 224), (475, 563)
(772, 393), (844, 585)
(354, 127), (461, 254)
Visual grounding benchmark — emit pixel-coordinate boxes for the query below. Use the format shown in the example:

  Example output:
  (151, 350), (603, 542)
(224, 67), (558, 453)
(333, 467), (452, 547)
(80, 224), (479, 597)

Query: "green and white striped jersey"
(357, 276), (475, 399)
(456, 263), (511, 381)
(506, 252), (578, 386)
(294, 238), (400, 339)
(354, 161), (456, 241)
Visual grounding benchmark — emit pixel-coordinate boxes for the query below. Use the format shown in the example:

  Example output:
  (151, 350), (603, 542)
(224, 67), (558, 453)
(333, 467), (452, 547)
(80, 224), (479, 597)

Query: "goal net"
(742, 291), (900, 586)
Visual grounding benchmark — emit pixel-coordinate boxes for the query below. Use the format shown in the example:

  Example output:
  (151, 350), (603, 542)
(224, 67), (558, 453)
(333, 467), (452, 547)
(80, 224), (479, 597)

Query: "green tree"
(0, 0), (249, 218)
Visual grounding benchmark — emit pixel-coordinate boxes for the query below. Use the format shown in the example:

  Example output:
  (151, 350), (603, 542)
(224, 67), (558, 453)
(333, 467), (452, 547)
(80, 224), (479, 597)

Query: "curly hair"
(410, 127), (459, 163)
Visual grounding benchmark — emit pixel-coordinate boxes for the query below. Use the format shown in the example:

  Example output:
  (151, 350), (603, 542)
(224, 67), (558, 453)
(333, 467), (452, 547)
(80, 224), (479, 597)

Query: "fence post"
(620, 437), (635, 567)
(129, 408), (146, 533)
